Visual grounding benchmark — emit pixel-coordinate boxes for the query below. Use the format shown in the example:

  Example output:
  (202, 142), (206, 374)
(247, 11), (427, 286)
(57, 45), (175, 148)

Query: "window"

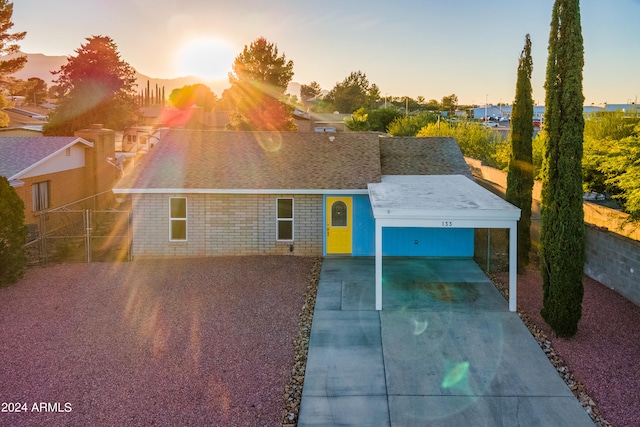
(32, 181), (49, 211)
(169, 197), (187, 241)
(331, 201), (347, 227)
(276, 198), (294, 241)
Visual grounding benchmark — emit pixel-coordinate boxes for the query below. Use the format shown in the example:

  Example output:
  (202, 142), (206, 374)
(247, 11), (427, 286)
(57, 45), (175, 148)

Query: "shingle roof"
(379, 137), (472, 178)
(0, 136), (92, 181)
(114, 130), (382, 191)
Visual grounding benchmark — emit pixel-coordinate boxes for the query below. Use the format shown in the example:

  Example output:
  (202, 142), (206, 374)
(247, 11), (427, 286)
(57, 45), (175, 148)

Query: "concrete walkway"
(298, 257), (593, 426)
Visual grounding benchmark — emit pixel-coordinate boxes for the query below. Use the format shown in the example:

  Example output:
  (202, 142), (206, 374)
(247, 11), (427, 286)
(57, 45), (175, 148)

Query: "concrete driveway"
(298, 257), (593, 426)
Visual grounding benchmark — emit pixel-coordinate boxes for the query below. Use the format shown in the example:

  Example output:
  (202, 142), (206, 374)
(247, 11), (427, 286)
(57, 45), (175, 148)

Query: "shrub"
(0, 176), (28, 286)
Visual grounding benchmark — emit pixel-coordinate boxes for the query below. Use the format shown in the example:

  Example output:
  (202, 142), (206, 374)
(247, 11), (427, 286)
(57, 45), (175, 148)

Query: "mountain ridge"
(9, 52), (301, 98)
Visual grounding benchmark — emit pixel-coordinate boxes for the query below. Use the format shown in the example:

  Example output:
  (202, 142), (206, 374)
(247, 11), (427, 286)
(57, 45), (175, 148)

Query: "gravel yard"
(2, 254), (638, 427)
(0, 257), (316, 427)
(492, 258), (640, 427)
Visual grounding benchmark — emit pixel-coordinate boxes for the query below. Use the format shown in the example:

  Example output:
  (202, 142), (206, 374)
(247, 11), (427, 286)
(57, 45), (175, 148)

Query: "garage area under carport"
(368, 174), (521, 311)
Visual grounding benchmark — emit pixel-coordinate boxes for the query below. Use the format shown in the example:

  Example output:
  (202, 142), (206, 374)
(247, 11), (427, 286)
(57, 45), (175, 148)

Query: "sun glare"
(176, 37), (235, 81)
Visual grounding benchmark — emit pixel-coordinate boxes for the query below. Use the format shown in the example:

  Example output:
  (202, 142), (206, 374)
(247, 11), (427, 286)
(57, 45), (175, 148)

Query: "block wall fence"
(465, 157), (639, 306)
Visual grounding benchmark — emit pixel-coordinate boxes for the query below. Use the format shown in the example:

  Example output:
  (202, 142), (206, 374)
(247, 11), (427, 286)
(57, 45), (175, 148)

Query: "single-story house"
(0, 125), (120, 233)
(113, 130), (521, 310)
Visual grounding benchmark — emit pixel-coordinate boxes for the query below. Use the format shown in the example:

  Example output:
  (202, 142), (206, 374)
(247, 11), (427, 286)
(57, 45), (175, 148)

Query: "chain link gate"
(38, 208), (131, 264)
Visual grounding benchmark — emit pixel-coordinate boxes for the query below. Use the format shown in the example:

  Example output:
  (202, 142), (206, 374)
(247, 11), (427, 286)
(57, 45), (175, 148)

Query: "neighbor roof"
(0, 136), (93, 182)
(114, 130), (382, 193)
(379, 136), (472, 178)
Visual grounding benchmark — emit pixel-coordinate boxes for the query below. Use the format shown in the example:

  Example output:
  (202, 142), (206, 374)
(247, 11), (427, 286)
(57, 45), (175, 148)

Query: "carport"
(368, 175), (521, 311)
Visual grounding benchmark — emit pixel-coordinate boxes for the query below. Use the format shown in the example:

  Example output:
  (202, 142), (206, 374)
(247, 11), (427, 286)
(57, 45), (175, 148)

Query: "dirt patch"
(0, 257), (315, 427)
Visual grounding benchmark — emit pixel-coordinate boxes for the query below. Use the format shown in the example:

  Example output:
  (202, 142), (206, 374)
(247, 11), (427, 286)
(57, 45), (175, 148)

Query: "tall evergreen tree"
(226, 37), (296, 131)
(0, 0), (26, 126)
(43, 36), (138, 136)
(506, 34), (534, 272)
(539, 0), (585, 337)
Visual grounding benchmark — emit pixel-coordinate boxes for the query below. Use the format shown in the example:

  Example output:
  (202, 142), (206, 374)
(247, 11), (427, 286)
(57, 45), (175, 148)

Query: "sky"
(11, 0), (640, 106)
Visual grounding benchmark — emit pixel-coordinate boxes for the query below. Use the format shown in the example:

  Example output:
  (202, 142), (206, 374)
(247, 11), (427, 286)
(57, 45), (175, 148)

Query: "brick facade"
(131, 193), (324, 258)
(15, 168), (88, 226)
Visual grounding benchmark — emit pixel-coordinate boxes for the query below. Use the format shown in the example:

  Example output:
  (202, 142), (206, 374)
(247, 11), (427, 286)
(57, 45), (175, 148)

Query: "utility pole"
(485, 94), (488, 121)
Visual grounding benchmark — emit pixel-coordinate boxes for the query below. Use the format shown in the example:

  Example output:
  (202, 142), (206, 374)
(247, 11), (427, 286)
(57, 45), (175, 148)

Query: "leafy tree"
(169, 83), (217, 111)
(226, 37), (296, 131)
(367, 107), (403, 132)
(417, 120), (506, 168)
(539, 0), (585, 337)
(506, 34), (535, 271)
(0, 88), (8, 126)
(16, 77), (48, 105)
(300, 81), (321, 105)
(596, 132), (640, 220)
(581, 111), (636, 197)
(344, 107), (369, 131)
(441, 94), (458, 115)
(0, 0), (26, 125)
(44, 35), (138, 136)
(0, 0), (25, 76)
(0, 176), (27, 286)
(423, 99), (441, 111)
(344, 106), (402, 132)
(387, 111), (439, 137)
(582, 116), (640, 218)
(324, 70), (380, 114)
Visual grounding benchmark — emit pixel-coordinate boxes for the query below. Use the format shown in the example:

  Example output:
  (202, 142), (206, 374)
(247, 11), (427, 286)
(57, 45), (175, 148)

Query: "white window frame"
(32, 181), (50, 212)
(169, 197), (187, 241)
(276, 198), (294, 241)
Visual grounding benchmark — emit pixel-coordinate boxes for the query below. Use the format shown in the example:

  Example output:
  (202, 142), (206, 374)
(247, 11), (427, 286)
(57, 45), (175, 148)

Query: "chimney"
(75, 125), (117, 204)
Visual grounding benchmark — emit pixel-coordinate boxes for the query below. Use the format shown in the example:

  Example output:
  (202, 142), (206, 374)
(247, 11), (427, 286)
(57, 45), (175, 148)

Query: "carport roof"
(369, 174), (521, 312)
(368, 174), (521, 222)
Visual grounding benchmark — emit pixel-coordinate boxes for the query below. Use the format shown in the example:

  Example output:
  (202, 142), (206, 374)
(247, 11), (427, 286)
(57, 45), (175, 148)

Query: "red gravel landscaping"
(493, 261), (640, 427)
(0, 257), (314, 427)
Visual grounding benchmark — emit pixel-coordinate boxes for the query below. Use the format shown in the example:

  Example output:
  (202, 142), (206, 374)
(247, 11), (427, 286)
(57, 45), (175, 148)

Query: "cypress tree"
(539, 0), (585, 337)
(506, 34), (534, 272)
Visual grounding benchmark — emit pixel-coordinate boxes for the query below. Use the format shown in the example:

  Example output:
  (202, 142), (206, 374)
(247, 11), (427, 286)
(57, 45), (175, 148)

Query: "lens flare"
(441, 361), (470, 389)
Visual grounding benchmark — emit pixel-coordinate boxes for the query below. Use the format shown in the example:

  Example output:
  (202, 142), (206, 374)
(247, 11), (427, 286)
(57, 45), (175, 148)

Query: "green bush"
(0, 177), (28, 286)
(417, 121), (507, 169)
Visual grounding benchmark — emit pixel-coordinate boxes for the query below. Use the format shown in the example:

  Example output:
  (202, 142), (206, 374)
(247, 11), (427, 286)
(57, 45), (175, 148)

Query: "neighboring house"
(2, 107), (47, 133)
(293, 111), (354, 133)
(0, 128), (44, 137)
(0, 125), (120, 233)
(112, 130), (508, 261)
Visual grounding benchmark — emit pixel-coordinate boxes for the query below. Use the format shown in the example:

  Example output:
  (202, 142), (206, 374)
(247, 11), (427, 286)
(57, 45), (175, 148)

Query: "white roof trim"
(10, 137), (94, 181)
(112, 188), (370, 195)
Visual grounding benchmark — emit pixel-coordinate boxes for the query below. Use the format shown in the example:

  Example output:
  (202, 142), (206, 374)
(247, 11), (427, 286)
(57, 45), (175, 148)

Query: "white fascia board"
(112, 188), (369, 195)
(11, 137), (93, 181)
(371, 207), (521, 222)
(376, 217), (518, 229)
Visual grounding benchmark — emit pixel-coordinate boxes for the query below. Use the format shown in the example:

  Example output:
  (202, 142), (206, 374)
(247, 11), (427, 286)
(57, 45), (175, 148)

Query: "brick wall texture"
(584, 225), (640, 306)
(16, 168), (88, 226)
(131, 193), (323, 258)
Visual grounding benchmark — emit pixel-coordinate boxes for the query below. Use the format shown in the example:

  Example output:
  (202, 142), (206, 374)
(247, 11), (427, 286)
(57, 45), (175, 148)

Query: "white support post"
(509, 223), (518, 312)
(375, 221), (383, 310)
